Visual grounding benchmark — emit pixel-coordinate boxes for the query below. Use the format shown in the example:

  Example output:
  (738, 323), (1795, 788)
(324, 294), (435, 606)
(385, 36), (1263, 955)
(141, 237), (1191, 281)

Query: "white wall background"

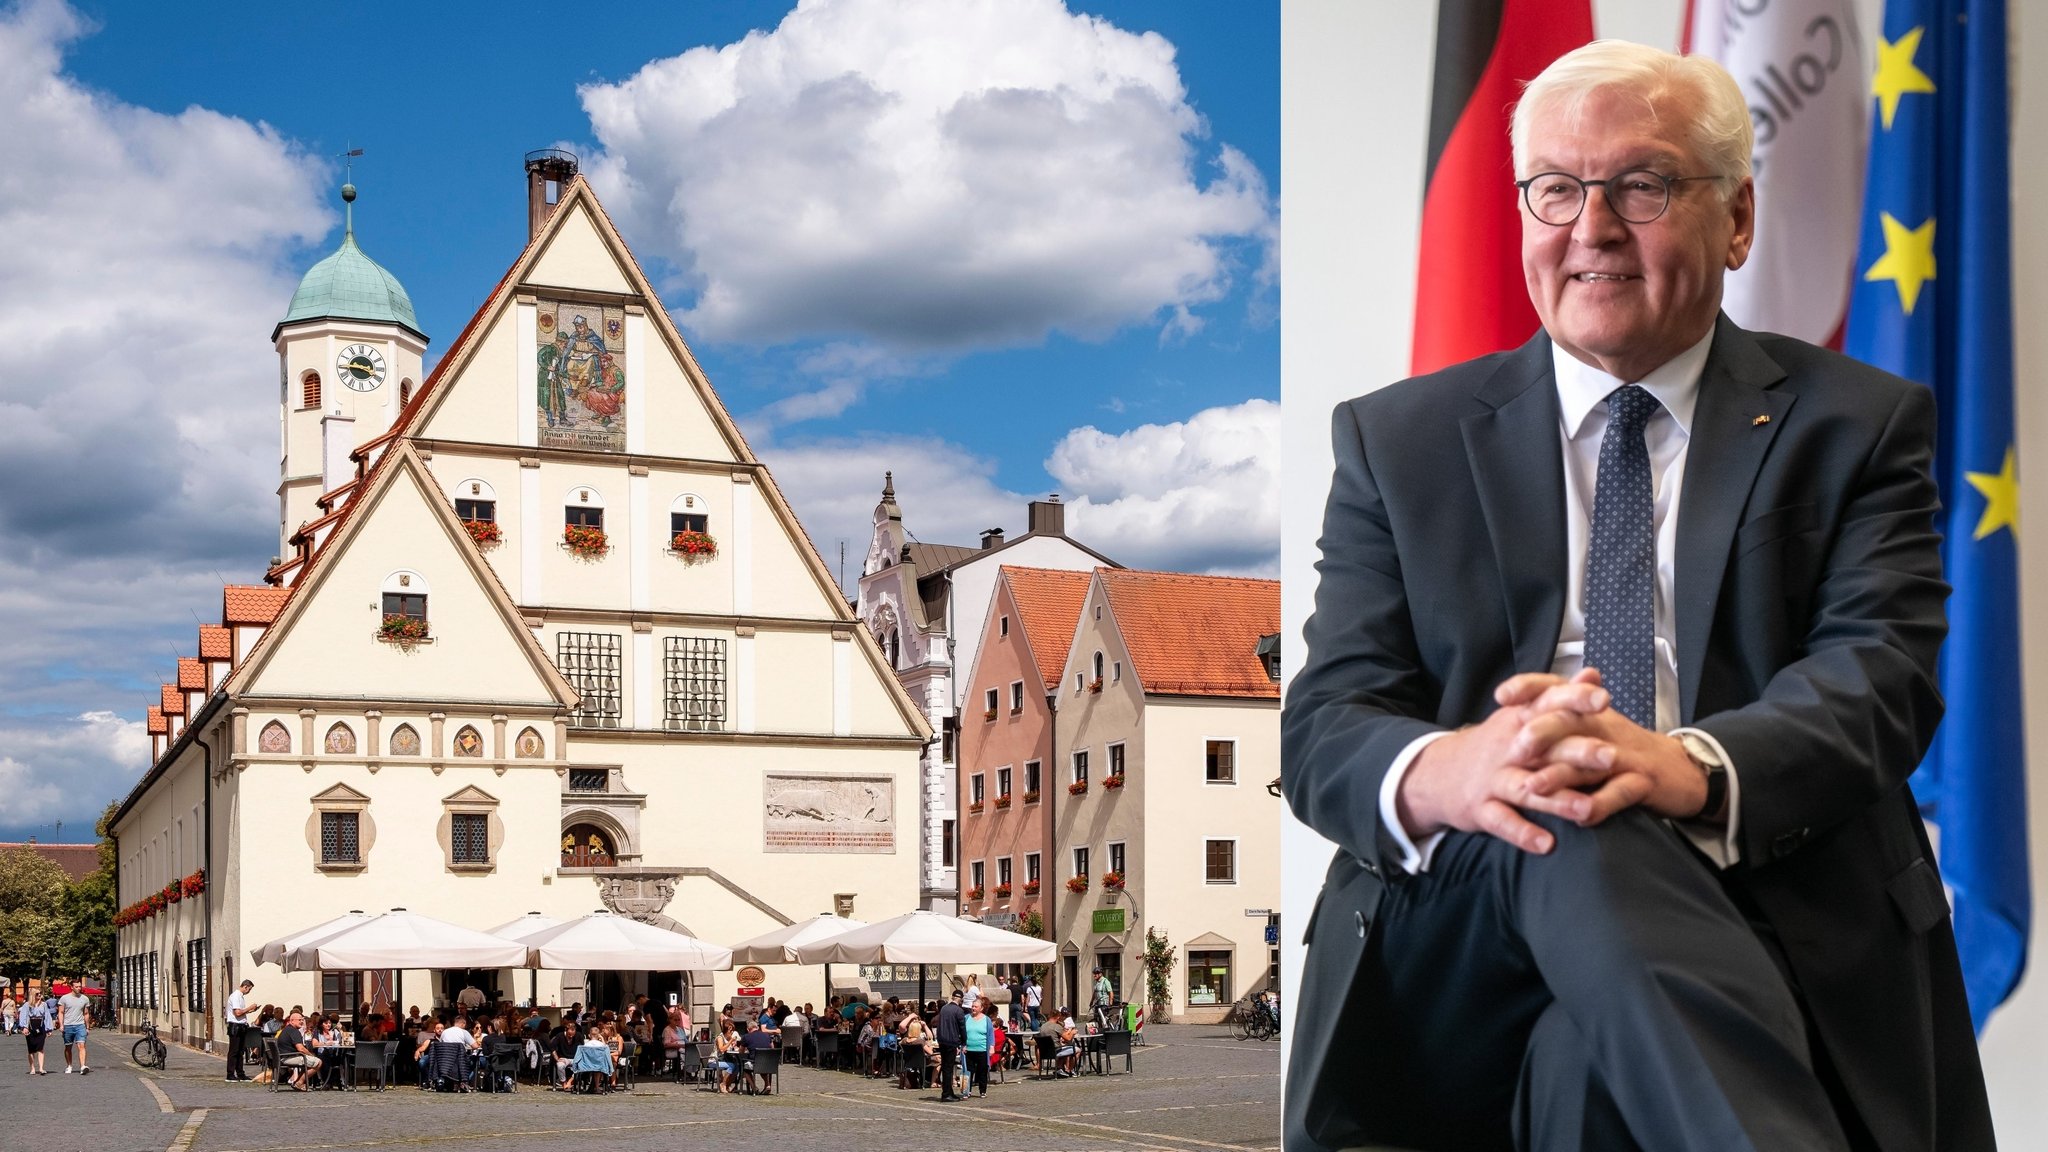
(1279, 1), (2048, 1142)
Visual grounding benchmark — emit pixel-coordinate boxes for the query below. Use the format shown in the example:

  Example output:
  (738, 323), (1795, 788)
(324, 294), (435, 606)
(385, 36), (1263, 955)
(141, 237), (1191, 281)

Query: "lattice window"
(321, 811), (360, 864)
(663, 636), (727, 731)
(451, 813), (490, 864)
(149, 951), (160, 1009)
(186, 938), (208, 1014)
(557, 632), (622, 727)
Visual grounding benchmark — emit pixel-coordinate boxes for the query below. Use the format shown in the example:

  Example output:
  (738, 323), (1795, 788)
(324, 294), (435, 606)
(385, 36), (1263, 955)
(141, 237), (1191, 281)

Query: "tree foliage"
(0, 845), (69, 976)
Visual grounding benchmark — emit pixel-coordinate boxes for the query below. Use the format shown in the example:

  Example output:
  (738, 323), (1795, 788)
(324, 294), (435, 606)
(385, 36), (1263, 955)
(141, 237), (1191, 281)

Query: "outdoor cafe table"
(313, 1040), (356, 1090)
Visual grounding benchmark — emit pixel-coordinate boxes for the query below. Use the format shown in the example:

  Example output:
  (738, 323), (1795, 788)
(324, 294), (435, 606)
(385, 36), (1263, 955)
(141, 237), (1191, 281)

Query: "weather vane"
(339, 145), (366, 233)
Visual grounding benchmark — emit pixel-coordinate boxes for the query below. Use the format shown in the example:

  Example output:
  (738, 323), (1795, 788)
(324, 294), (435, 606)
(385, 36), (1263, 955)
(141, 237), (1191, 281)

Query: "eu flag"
(1845, 0), (2027, 1029)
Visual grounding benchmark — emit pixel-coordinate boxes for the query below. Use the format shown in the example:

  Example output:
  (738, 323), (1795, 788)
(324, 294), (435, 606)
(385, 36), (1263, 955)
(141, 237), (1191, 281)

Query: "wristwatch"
(1675, 731), (1728, 823)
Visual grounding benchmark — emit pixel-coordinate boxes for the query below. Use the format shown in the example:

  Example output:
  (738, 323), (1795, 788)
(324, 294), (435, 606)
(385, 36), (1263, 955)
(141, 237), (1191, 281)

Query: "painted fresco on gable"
(536, 301), (626, 452)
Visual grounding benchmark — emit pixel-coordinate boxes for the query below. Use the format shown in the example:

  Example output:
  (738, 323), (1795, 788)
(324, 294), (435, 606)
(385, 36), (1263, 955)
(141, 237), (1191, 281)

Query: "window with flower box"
(984, 687), (999, 721)
(1024, 760), (1041, 801)
(969, 773), (985, 813)
(1071, 749), (1088, 788)
(996, 766), (1011, 804)
(1010, 680), (1024, 713)
(1025, 852), (1040, 884)
(1108, 841), (1126, 877)
(1072, 846), (1089, 881)
(1107, 742), (1125, 784)
(970, 860), (985, 900)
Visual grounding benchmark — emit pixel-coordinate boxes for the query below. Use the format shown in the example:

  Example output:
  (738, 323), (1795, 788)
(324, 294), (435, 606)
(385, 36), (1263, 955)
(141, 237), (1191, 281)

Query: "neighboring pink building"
(958, 567), (1091, 932)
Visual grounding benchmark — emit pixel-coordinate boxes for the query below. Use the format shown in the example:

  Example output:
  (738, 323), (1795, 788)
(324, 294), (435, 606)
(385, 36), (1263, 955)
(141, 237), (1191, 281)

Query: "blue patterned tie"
(1584, 384), (1659, 729)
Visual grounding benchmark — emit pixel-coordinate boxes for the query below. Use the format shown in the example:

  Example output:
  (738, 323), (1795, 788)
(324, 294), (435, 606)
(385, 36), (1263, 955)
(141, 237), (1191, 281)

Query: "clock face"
(336, 344), (387, 392)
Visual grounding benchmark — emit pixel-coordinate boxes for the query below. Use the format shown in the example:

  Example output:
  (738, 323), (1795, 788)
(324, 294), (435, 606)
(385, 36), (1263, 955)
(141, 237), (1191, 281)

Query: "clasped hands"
(1393, 668), (1711, 855)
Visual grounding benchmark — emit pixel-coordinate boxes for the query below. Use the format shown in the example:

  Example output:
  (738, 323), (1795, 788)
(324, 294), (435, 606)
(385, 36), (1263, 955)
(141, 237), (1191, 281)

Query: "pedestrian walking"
(20, 989), (55, 1074)
(933, 990), (966, 1102)
(57, 979), (92, 1074)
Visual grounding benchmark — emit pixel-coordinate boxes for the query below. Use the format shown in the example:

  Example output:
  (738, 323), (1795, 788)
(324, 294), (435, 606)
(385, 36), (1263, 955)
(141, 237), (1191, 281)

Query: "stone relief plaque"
(596, 874), (677, 922)
(762, 773), (894, 854)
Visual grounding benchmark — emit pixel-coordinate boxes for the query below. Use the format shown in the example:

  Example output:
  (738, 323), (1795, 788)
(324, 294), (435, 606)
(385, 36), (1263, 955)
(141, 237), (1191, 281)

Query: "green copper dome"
(273, 187), (426, 342)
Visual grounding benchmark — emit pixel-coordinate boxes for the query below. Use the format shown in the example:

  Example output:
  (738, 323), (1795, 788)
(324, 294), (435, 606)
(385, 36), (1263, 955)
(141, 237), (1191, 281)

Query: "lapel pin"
(1753, 414), (1771, 426)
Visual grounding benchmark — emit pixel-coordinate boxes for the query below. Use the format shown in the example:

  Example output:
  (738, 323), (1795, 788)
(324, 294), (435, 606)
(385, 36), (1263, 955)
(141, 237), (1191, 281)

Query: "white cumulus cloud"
(0, 0), (330, 838)
(578, 0), (1273, 349)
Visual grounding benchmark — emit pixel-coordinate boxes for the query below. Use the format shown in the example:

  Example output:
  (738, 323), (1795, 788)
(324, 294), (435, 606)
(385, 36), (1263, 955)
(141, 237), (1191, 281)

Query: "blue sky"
(0, 0), (1277, 844)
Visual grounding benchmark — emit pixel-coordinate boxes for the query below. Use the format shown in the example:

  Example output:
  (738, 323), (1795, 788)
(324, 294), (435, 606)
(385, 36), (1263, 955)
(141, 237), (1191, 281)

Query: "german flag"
(1410, 1), (1592, 375)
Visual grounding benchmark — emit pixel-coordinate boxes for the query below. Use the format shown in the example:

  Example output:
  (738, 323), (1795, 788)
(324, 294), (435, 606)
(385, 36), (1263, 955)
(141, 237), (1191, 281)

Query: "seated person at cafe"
(276, 1010), (323, 1092)
(661, 1009), (689, 1069)
(741, 1018), (780, 1093)
(547, 1021), (581, 1089)
(439, 1014), (476, 1049)
(1038, 1009), (1077, 1078)
(521, 1006), (546, 1033)
(713, 1020), (746, 1094)
(413, 1019), (444, 1085)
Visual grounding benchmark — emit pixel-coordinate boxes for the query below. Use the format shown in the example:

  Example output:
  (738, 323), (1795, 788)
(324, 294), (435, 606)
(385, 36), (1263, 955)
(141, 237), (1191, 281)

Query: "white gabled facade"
(110, 165), (928, 1047)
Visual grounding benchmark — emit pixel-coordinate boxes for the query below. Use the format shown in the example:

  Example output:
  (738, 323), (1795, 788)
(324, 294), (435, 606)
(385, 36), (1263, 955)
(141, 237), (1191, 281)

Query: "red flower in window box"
(1101, 871), (1126, 891)
(984, 708), (998, 721)
(1102, 774), (1126, 790)
(1065, 875), (1090, 894)
(461, 518), (502, 549)
(669, 529), (719, 562)
(1023, 878), (1041, 895)
(563, 524), (610, 559)
(162, 881), (182, 905)
(1089, 678), (1103, 693)
(994, 794), (1012, 810)
(1067, 780), (1089, 796)
(1023, 789), (1040, 804)
(967, 799), (985, 815)
(379, 613), (430, 644)
(181, 870), (206, 898)
(994, 882), (1012, 898)
(966, 885), (985, 902)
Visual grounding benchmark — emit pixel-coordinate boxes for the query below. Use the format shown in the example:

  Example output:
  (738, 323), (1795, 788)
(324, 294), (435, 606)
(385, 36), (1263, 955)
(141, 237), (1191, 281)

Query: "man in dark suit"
(1283, 42), (1992, 1152)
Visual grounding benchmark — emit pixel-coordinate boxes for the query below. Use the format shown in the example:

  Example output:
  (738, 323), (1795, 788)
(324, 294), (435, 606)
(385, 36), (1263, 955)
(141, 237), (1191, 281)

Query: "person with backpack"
(20, 990), (55, 1074)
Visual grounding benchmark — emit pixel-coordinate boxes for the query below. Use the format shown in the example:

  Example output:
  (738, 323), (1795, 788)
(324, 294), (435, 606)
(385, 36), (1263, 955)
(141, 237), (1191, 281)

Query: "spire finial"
(339, 145), (365, 239)
(883, 470), (895, 498)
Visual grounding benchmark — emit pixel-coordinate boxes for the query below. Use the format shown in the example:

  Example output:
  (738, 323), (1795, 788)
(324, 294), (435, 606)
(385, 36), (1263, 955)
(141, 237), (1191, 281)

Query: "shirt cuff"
(1670, 726), (1741, 868)
(1378, 729), (1454, 874)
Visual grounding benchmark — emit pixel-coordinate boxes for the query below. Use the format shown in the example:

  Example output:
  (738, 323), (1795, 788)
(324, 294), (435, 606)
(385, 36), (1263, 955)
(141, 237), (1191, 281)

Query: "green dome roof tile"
(276, 230), (424, 342)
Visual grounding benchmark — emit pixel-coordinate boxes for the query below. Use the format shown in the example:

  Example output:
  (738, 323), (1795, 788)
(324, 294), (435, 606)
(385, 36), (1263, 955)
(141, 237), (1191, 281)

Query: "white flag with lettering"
(1688, 0), (1867, 344)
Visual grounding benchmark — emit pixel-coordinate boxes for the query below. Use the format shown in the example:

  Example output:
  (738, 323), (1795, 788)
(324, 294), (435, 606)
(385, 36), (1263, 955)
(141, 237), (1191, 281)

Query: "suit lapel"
(1461, 335), (1569, 679)
(1674, 319), (1793, 721)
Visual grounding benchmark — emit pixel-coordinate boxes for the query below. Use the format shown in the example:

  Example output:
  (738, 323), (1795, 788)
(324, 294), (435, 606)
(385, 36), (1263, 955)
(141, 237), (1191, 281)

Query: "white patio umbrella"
(282, 908), (528, 972)
(729, 912), (869, 1005)
(727, 913), (868, 964)
(520, 910), (733, 972)
(487, 912), (565, 1006)
(486, 912), (565, 940)
(249, 910), (376, 968)
(793, 910), (1056, 965)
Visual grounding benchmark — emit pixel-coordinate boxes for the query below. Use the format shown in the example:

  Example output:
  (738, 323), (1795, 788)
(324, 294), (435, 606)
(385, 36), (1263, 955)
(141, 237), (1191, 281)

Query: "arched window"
(399, 378), (414, 407)
(561, 823), (615, 868)
(1092, 651), (1105, 682)
(381, 570), (429, 628)
(888, 630), (900, 667)
(301, 370), (323, 410)
(453, 479), (497, 525)
(668, 492), (709, 536)
(565, 486), (605, 530)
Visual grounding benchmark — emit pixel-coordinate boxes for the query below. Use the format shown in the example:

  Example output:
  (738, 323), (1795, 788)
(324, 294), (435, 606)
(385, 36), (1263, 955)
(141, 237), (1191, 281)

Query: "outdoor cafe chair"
(896, 1041), (928, 1090)
(427, 1040), (473, 1092)
(780, 1023), (803, 1063)
(1100, 1029), (1134, 1075)
(616, 1040), (638, 1090)
(679, 1042), (706, 1085)
(1033, 1034), (1059, 1080)
(814, 1030), (844, 1071)
(262, 1038), (285, 1093)
(480, 1043), (521, 1092)
(568, 1043), (614, 1094)
(351, 1041), (397, 1091)
(744, 1046), (781, 1095)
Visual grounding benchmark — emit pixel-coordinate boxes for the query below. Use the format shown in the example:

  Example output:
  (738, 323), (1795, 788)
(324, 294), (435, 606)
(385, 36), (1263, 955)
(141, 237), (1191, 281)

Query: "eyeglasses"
(1515, 169), (1723, 226)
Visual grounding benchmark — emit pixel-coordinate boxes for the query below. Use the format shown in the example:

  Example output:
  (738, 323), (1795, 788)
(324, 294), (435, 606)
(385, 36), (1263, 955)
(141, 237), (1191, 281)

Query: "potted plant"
(379, 613), (431, 647)
(966, 885), (986, 901)
(995, 881), (1013, 898)
(181, 869), (206, 898)
(1089, 677), (1104, 693)
(967, 799), (985, 814)
(984, 707), (998, 721)
(1023, 878), (1041, 896)
(1068, 779), (1089, 796)
(461, 518), (502, 549)
(1023, 789), (1040, 804)
(994, 794), (1013, 809)
(1101, 870), (1126, 891)
(668, 529), (719, 562)
(563, 524), (609, 559)
(163, 881), (182, 905)
(1066, 875), (1090, 894)
(1102, 774), (1126, 790)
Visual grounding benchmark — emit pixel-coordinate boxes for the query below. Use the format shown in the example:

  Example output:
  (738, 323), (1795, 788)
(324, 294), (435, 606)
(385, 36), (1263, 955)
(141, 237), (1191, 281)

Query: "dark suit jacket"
(1283, 321), (1991, 1152)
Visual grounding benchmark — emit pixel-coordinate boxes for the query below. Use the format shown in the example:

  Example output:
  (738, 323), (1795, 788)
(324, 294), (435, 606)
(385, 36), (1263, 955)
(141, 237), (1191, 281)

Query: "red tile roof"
(159, 684), (185, 716)
(146, 706), (167, 735)
(1100, 569), (1281, 699)
(222, 585), (288, 625)
(198, 625), (232, 661)
(0, 843), (100, 883)
(177, 657), (207, 691)
(1001, 567), (1092, 691)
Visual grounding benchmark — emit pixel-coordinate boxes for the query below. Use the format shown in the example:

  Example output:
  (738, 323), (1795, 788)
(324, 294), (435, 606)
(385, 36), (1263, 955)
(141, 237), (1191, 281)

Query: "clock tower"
(272, 181), (429, 558)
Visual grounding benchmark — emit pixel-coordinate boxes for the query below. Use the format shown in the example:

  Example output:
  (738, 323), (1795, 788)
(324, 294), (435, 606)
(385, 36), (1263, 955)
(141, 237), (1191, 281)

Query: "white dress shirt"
(226, 988), (249, 1027)
(1377, 327), (1742, 873)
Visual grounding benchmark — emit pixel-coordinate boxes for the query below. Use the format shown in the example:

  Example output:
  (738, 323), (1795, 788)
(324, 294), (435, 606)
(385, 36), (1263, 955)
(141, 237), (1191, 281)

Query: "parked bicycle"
(1229, 995), (1278, 1041)
(132, 1018), (167, 1069)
